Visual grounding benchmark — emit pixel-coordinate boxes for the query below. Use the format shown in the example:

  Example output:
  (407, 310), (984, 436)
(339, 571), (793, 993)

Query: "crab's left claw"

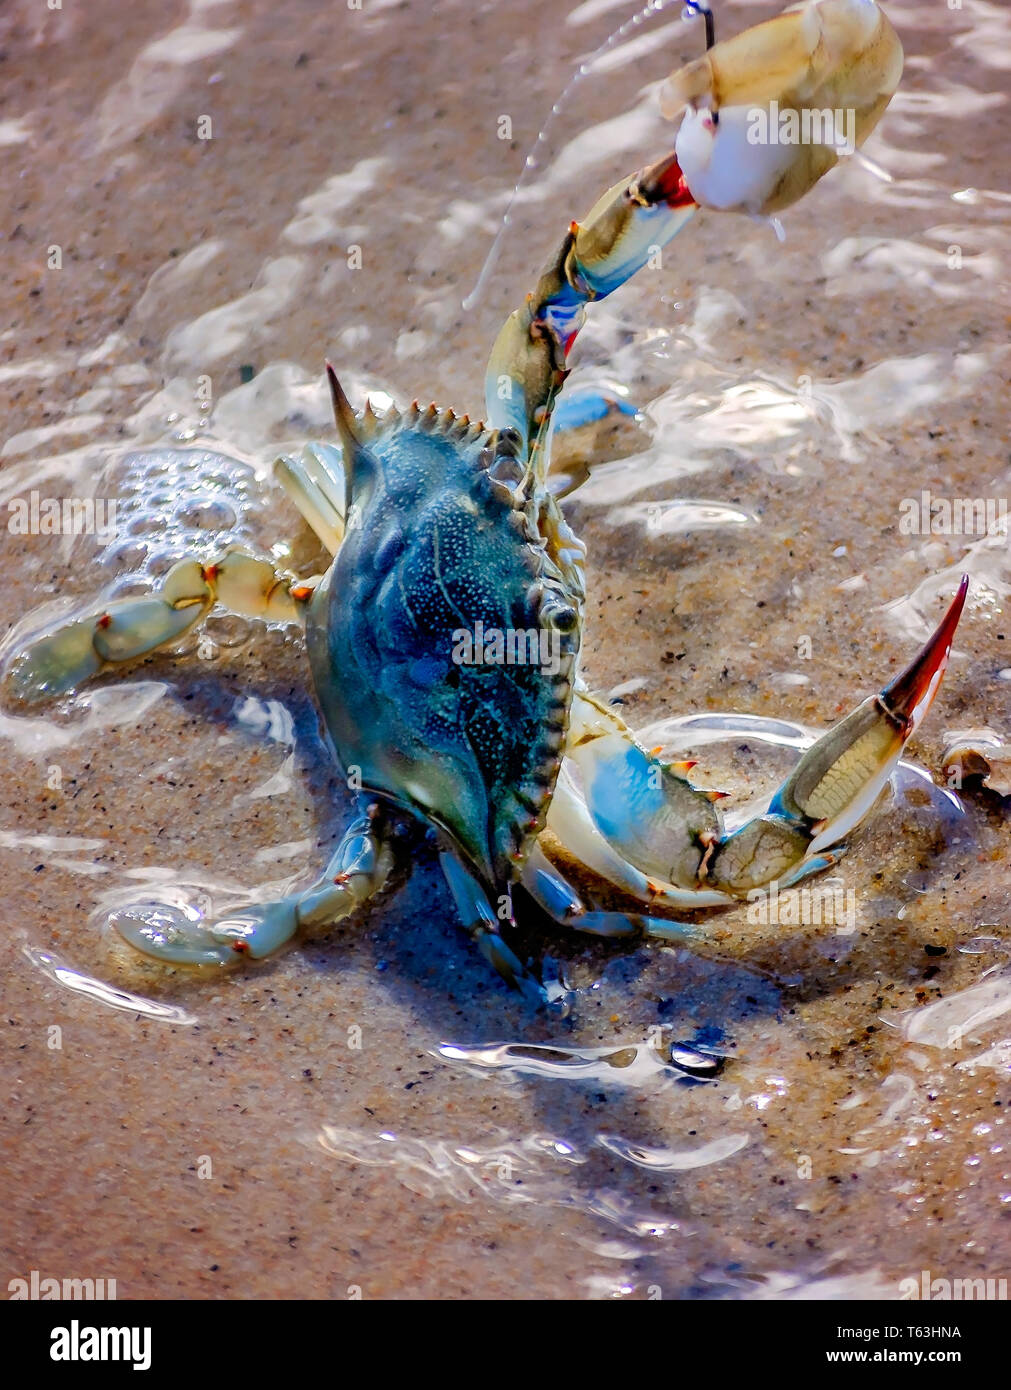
(707, 576), (969, 889)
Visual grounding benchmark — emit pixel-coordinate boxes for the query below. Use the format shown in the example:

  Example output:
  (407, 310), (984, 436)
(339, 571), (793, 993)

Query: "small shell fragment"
(943, 729), (1011, 798)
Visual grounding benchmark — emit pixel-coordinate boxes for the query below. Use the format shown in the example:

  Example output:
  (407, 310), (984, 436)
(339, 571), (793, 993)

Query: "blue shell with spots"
(305, 402), (581, 892)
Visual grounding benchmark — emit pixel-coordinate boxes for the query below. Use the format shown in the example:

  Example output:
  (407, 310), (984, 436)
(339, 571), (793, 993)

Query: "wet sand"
(1, 0), (1010, 1299)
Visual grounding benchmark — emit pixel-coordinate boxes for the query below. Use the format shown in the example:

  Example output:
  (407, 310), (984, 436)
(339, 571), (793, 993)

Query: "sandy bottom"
(1, 0), (1009, 1299)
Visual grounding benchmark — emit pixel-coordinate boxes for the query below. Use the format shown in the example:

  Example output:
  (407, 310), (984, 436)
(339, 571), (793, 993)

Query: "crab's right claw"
(707, 577), (969, 891)
(777, 575), (968, 850)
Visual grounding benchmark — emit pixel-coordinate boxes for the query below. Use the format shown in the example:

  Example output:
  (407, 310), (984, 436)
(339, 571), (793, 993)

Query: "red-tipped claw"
(881, 575), (969, 738)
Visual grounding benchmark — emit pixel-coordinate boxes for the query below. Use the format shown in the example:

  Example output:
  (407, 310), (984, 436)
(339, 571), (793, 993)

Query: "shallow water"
(1, 0), (1009, 1299)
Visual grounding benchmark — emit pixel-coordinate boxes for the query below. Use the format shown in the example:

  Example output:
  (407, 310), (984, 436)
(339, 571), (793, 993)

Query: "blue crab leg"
(439, 852), (556, 1006)
(2, 550), (319, 703)
(484, 151), (697, 467)
(113, 808), (394, 967)
(522, 842), (702, 945)
(554, 579), (969, 905)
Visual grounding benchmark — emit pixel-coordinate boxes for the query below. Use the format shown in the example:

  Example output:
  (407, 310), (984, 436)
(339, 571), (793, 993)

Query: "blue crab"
(1, 1), (969, 1006)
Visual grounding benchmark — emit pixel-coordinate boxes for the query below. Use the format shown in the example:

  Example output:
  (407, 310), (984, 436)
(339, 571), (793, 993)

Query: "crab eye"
(542, 601), (578, 634)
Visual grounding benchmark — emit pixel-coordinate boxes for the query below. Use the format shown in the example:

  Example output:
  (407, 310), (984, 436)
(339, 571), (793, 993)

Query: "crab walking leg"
(439, 852), (550, 1005)
(114, 809), (395, 967)
(4, 550), (320, 702)
(484, 152), (697, 466)
(561, 579), (969, 904)
(522, 842), (703, 944)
